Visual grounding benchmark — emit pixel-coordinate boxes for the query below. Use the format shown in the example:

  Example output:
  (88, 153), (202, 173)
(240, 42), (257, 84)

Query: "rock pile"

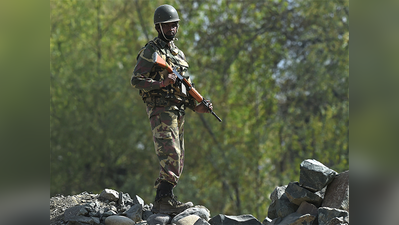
(264, 159), (349, 225)
(49, 159), (349, 225)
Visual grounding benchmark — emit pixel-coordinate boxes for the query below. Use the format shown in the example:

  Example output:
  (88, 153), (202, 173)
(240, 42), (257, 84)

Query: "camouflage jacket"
(131, 37), (196, 118)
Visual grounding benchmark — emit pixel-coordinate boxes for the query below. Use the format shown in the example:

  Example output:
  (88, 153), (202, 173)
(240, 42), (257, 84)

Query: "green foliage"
(50, 0), (348, 219)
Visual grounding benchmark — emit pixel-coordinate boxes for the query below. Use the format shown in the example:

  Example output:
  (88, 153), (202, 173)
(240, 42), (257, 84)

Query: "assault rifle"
(152, 52), (222, 122)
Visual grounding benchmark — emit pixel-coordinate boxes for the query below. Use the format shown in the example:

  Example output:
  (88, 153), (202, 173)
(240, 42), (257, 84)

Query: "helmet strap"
(160, 24), (171, 41)
(159, 23), (179, 42)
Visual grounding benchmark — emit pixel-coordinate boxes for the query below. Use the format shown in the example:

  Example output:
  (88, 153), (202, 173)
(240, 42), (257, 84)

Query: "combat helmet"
(154, 4), (180, 25)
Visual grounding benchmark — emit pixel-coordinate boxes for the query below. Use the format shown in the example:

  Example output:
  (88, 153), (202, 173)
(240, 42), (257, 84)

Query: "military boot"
(152, 181), (193, 215)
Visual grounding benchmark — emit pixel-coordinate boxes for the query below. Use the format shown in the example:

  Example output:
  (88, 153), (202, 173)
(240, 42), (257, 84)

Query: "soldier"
(130, 4), (213, 215)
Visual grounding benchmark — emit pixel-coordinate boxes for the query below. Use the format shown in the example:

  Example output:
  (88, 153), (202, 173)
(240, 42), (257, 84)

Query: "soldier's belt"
(144, 96), (185, 108)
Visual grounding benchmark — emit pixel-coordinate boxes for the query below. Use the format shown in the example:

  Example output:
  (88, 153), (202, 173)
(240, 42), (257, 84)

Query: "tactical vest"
(138, 38), (194, 108)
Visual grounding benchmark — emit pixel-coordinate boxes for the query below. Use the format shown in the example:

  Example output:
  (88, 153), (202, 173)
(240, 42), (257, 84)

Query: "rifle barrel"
(211, 111), (222, 122)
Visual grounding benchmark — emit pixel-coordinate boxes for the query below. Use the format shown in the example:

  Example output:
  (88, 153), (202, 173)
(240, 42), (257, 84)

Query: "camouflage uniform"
(131, 37), (196, 189)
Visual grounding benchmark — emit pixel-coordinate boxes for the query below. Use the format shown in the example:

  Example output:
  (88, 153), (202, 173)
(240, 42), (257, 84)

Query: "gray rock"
(137, 221), (148, 225)
(267, 200), (278, 219)
(262, 217), (272, 225)
(118, 192), (125, 206)
(327, 217), (348, 225)
(111, 205), (118, 212)
(125, 203), (142, 222)
(121, 205), (131, 214)
(268, 193), (299, 219)
(285, 182), (323, 206)
(209, 214), (262, 225)
(142, 204), (154, 220)
(133, 195), (145, 207)
(103, 210), (117, 217)
(51, 195), (78, 209)
(100, 189), (120, 202)
(121, 193), (134, 205)
(194, 217), (211, 225)
(270, 186), (287, 203)
(299, 159), (338, 192)
(318, 207), (349, 225)
(79, 206), (89, 216)
(315, 186), (327, 199)
(93, 217), (101, 224)
(276, 212), (315, 225)
(64, 205), (88, 221)
(175, 215), (201, 225)
(296, 201), (318, 216)
(147, 213), (172, 225)
(104, 215), (135, 225)
(267, 218), (282, 225)
(66, 216), (100, 225)
(322, 170), (349, 212)
(64, 205), (101, 224)
(86, 202), (96, 210)
(171, 205), (211, 224)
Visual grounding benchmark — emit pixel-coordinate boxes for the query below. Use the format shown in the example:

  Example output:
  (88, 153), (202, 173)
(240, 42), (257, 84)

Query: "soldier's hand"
(162, 73), (176, 87)
(195, 100), (213, 113)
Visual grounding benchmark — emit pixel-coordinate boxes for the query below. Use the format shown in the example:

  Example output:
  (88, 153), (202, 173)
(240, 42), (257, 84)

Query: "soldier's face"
(160, 22), (178, 36)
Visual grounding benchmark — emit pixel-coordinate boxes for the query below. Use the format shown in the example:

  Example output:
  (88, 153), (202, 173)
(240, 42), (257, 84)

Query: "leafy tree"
(50, 0), (348, 219)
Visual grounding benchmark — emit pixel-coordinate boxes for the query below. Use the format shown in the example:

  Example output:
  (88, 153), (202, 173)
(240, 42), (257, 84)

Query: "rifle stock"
(152, 52), (222, 122)
(152, 52), (174, 73)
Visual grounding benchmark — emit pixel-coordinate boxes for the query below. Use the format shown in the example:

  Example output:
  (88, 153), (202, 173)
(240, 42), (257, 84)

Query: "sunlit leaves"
(51, 0), (348, 218)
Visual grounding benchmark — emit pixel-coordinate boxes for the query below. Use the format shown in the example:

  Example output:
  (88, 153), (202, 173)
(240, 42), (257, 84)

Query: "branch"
(101, 0), (129, 37)
(198, 114), (223, 150)
(135, 0), (150, 41)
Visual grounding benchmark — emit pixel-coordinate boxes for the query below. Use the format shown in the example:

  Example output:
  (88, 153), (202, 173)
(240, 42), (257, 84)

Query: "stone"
(194, 217), (211, 225)
(299, 159), (338, 192)
(66, 217), (100, 225)
(209, 214), (262, 225)
(92, 217), (101, 224)
(147, 213), (172, 225)
(267, 218), (282, 225)
(268, 193), (299, 219)
(296, 201), (318, 216)
(64, 205), (101, 224)
(125, 203), (142, 222)
(270, 186), (287, 203)
(142, 204), (154, 220)
(50, 195), (78, 210)
(175, 215), (201, 225)
(262, 217), (272, 225)
(122, 193), (134, 205)
(318, 207), (349, 225)
(327, 217), (348, 225)
(322, 170), (349, 212)
(103, 210), (117, 217)
(136, 222), (148, 225)
(64, 206), (87, 220)
(133, 195), (145, 207)
(118, 192), (124, 206)
(267, 200), (278, 219)
(277, 212), (315, 225)
(100, 189), (120, 202)
(105, 215), (135, 225)
(285, 182), (323, 206)
(171, 205), (211, 224)
(315, 186), (327, 199)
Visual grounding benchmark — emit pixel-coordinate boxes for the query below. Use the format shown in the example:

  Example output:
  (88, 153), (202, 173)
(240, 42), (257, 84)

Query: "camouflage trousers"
(150, 110), (185, 189)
